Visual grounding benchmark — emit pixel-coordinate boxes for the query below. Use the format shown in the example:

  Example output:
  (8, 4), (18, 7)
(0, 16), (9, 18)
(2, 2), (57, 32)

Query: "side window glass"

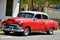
(42, 15), (48, 19)
(17, 13), (34, 18)
(35, 14), (41, 19)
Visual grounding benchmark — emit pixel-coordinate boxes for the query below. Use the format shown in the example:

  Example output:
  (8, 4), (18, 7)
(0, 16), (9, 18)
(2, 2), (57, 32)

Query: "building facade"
(0, 0), (19, 19)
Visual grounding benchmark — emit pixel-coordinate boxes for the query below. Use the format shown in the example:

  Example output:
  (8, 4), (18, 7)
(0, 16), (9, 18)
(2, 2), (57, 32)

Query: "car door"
(34, 14), (44, 31)
(42, 14), (49, 31)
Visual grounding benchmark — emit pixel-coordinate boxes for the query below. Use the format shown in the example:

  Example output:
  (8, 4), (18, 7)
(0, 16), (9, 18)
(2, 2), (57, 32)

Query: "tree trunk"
(24, 4), (28, 11)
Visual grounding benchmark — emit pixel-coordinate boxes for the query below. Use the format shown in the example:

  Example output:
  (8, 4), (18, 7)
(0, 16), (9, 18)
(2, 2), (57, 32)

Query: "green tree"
(20, 0), (60, 11)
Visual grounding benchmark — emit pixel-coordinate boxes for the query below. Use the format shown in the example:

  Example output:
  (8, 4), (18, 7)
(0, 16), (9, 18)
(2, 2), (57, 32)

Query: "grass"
(58, 26), (60, 30)
(0, 30), (2, 32)
(0, 28), (2, 31)
(0, 22), (2, 32)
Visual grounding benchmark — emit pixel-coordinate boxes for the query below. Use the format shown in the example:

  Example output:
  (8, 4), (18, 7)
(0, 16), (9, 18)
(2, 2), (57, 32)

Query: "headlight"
(18, 21), (22, 24)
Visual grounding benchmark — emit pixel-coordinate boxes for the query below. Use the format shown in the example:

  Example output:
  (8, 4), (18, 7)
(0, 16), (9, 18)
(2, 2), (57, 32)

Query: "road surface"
(0, 32), (60, 40)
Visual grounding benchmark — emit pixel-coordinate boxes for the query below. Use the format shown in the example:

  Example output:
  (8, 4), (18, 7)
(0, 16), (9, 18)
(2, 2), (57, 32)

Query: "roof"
(21, 11), (49, 16)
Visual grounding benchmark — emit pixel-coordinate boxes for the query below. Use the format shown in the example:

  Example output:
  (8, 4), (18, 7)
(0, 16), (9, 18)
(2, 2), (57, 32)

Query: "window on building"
(6, 0), (13, 16)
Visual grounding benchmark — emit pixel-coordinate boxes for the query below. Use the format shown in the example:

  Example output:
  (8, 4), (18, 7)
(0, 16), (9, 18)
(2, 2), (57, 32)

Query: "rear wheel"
(23, 27), (30, 36)
(47, 28), (54, 35)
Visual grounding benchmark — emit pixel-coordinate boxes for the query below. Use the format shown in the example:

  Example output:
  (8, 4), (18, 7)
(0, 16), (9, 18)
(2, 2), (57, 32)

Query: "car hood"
(10, 17), (31, 21)
(2, 17), (32, 24)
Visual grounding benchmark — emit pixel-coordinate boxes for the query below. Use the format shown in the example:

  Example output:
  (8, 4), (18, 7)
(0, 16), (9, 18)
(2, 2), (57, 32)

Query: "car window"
(42, 14), (48, 19)
(35, 14), (41, 19)
(17, 12), (34, 18)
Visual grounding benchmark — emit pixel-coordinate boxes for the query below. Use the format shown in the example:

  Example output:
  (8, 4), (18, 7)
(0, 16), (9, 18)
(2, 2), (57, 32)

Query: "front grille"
(2, 24), (23, 32)
(4, 24), (19, 29)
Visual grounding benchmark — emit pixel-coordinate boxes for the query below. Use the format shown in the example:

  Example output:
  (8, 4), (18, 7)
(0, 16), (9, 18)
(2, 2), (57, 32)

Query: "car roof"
(21, 11), (48, 16)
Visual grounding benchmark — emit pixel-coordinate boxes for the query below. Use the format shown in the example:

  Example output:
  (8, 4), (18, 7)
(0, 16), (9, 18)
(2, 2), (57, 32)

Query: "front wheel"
(47, 28), (54, 35)
(3, 31), (10, 35)
(23, 27), (30, 36)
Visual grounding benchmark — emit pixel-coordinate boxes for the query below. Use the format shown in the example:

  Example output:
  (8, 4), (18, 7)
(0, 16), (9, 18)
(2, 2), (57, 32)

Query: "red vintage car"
(1, 11), (58, 36)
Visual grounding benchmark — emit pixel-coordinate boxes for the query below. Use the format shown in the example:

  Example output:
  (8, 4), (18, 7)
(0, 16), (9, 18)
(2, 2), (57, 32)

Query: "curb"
(54, 30), (60, 32)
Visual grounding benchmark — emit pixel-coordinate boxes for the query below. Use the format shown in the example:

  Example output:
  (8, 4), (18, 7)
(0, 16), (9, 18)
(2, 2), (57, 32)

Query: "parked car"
(56, 7), (60, 10)
(1, 11), (58, 36)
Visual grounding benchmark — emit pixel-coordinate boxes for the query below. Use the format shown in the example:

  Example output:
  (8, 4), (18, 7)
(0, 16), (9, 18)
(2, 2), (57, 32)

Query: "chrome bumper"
(2, 24), (24, 32)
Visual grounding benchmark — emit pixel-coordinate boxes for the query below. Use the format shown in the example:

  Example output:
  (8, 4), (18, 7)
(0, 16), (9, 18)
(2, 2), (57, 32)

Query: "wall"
(45, 8), (60, 19)
(0, 0), (20, 19)
(44, 8), (60, 25)
(12, 0), (19, 17)
(0, 0), (7, 19)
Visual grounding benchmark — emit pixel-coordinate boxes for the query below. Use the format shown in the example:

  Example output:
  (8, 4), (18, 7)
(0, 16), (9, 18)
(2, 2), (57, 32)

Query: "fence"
(45, 8), (60, 26)
(45, 8), (60, 19)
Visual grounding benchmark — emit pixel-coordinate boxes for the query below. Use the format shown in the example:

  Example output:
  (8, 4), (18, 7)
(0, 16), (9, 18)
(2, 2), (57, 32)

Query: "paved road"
(0, 32), (60, 40)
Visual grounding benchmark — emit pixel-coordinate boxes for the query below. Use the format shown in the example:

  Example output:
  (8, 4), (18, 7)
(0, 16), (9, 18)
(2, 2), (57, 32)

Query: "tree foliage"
(20, 0), (60, 11)
(20, 0), (60, 6)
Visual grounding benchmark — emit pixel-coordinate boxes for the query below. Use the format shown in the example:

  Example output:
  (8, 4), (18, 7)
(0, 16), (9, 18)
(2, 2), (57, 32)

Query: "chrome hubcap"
(24, 28), (29, 35)
(49, 28), (53, 34)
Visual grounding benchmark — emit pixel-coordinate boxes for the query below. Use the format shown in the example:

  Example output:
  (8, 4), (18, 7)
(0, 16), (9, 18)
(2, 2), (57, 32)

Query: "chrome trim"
(2, 24), (24, 32)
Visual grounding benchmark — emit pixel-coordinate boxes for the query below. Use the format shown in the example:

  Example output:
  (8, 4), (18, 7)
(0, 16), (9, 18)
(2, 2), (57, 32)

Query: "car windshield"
(17, 12), (34, 18)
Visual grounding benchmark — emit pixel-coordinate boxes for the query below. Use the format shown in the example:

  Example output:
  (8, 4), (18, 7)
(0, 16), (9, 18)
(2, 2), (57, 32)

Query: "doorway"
(6, 0), (13, 16)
